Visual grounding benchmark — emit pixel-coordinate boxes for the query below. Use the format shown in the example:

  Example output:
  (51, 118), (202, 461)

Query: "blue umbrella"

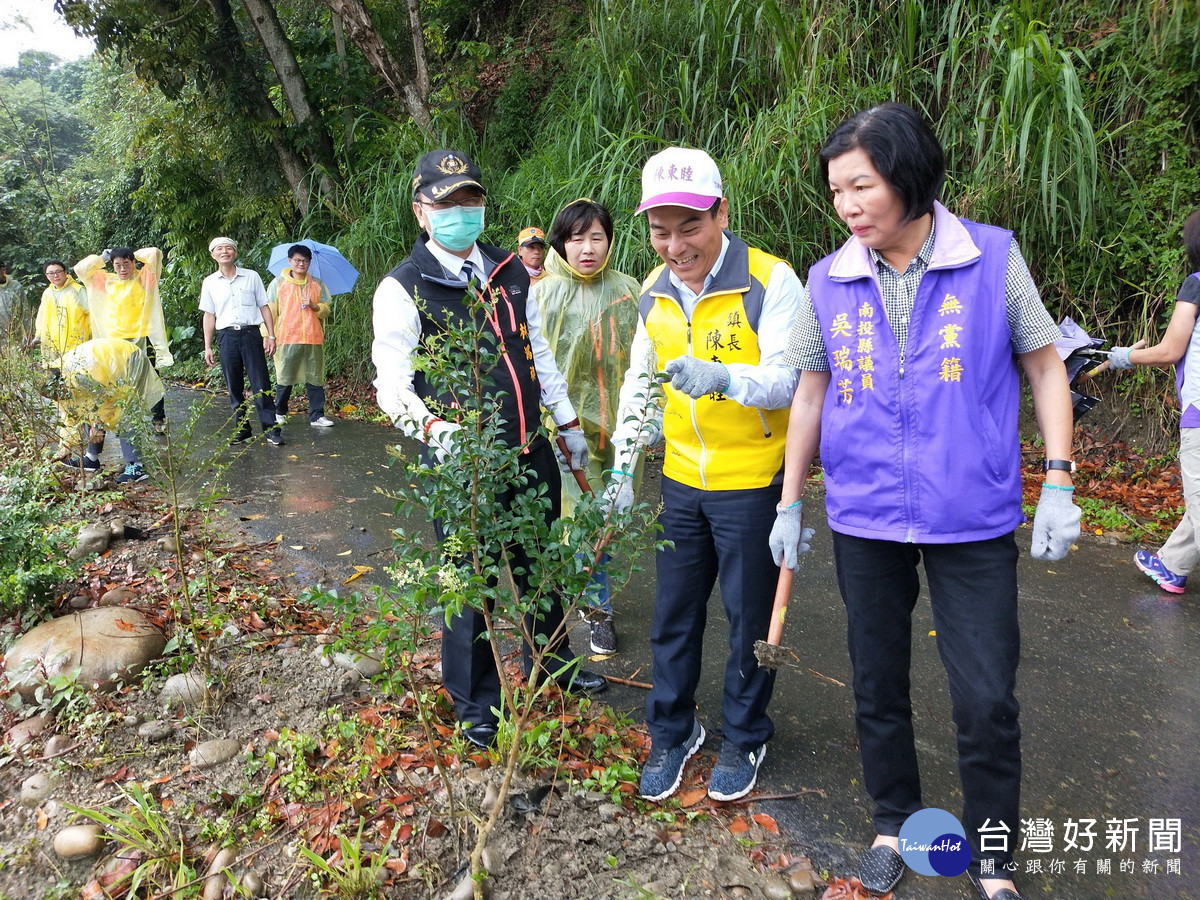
(267, 239), (360, 295)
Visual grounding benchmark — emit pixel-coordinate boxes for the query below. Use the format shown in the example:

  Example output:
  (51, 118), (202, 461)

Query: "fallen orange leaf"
(752, 812), (780, 834)
(729, 816), (750, 835)
(677, 788), (708, 808)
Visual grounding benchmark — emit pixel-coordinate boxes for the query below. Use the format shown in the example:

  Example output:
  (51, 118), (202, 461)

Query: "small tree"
(321, 288), (663, 896)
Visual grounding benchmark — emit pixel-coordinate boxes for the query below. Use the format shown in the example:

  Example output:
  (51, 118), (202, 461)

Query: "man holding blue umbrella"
(266, 243), (335, 427)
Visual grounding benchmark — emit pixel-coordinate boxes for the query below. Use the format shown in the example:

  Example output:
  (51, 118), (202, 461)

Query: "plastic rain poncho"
(532, 247), (641, 514)
(265, 269), (332, 387)
(35, 276), (91, 367)
(74, 248), (173, 367)
(0, 275), (23, 337)
(57, 338), (165, 431)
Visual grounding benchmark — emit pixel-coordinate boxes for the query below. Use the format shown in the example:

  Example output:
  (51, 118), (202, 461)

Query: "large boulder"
(4, 608), (166, 700)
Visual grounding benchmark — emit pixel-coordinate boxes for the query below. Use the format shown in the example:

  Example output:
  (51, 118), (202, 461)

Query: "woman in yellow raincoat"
(35, 260), (91, 369)
(56, 338), (164, 484)
(531, 198), (641, 655)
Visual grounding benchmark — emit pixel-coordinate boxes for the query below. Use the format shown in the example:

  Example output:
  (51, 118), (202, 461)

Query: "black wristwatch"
(1042, 459), (1076, 473)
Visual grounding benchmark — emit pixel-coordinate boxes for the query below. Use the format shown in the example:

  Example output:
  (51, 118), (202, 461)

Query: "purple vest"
(809, 218), (1020, 543)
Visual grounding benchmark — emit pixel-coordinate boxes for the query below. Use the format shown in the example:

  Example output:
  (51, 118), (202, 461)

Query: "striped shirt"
(785, 222), (1060, 371)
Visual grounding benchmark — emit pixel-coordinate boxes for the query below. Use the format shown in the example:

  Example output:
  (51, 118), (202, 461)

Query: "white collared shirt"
(199, 266), (269, 329)
(372, 239), (577, 442)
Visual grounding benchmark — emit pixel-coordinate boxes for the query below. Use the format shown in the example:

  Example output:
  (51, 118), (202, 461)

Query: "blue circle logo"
(897, 808), (971, 877)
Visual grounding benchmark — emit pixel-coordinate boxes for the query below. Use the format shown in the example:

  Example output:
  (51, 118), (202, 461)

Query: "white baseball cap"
(636, 147), (723, 214)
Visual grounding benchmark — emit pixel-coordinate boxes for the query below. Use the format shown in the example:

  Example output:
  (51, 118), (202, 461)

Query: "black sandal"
(968, 869), (1023, 900)
(859, 844), (905, 895)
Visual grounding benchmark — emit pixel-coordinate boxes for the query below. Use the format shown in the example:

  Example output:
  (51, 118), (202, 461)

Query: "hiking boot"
(708, 739), (767, 801)
(59, 456), (101, 471)
(589, 617), (618, 655)
(639, 719), (705, 801)
(116, 463), (148, 484)
(1134, 550), (1186, 594)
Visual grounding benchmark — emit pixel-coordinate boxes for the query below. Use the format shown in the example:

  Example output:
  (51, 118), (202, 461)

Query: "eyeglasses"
(419, 196), (486, 211)
(45, 269), (66, 277)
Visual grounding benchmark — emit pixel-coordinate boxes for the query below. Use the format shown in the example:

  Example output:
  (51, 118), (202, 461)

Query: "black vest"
(386, 236), (545, 451)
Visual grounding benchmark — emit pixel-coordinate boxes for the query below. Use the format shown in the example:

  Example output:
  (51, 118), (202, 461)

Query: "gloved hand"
(636, 416), (663, 452)
(664, 356), (730, 398)
(1108, 347), (1134, 369)
(1030, 484), (1081, 560)
(557, 427), (588, 471)
(601, 470), (635, 518)
(101, 249), (112, 264)
(156, 350), (174, 369)
(426, 420), (462, 465)
(769, 501), (816, 570)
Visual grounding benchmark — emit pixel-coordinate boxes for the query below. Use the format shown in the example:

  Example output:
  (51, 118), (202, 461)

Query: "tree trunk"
(331, 12), (355, 164)
(239, 0), (340, 182)
(407, 0), (429, 101)
(320, 0), (432, 134)
(206, 0), (316, 214)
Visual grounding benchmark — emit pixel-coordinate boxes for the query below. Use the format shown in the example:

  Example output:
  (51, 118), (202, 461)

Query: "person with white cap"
(200, 237), (284, 446)
(603, 146), (803, 802)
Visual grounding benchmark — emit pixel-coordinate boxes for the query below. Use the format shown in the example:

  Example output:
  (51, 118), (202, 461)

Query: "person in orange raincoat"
(265, 244), (334, 427)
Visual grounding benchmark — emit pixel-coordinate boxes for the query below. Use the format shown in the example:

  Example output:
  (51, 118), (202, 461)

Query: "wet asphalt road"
(159, 389), (1198, 898)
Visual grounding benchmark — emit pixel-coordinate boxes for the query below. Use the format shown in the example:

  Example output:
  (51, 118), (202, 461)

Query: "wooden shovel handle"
(555, 434), (593, 495)
(766, 566), (793, 647)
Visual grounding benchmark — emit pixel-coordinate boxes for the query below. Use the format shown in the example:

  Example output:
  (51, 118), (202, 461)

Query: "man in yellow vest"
(604, 147), (803, 802)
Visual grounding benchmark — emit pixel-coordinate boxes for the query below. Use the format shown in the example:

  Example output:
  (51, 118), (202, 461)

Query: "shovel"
(754, 566), (795, 669)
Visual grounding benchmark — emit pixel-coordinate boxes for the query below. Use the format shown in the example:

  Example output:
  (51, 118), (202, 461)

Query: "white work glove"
(557, 427), (588, 472)
(1030, 484), (1081, 561)
(101, 249), (112, 264)
(769, 501), (815, 570)
(601, 469), (635, 518)
(663, 356), (730, 398)
(155, 350), (174, 368)
(1108, 347), (1134, 369)
(426, 420), (462, 465)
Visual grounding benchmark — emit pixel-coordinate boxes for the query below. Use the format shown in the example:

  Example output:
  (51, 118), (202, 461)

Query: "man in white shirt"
(200, 237), (284, 446)
(372, 149), (605, 749)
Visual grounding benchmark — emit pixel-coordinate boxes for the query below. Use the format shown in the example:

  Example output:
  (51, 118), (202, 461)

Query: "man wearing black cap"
(372, 149), (606, 749)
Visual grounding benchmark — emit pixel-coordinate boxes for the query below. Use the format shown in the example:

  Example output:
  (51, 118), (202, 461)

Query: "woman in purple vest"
(770, 103), (1080, 900)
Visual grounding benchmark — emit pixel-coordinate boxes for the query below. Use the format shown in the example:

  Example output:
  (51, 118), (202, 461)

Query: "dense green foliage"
(3, 0), (1198, 424)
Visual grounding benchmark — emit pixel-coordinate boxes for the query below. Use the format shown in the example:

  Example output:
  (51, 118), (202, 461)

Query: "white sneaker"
(275, 414), (286, 425)
(310, 416), (334, 427)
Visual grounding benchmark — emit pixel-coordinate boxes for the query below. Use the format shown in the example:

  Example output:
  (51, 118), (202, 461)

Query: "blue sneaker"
(116, 463), (148, 484)
(708, 739), (767, 801)
(639, 719), (705, 801)
(1134, 550), (1186, 594)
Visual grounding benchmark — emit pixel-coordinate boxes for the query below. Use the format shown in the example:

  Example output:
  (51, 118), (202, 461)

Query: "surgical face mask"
(425, 205), (486, 252)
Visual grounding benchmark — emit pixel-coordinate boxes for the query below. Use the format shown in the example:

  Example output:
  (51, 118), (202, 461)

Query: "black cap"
(411, 149), (486, 202)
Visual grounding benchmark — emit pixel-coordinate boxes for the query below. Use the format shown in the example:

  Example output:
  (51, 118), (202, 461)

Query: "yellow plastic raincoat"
(533, 247), (641, 514)
(57, 338), (165, 430)
(265, 269), (331, 386)
(35, 276), (90, 367)
(74, 248), (173, 367)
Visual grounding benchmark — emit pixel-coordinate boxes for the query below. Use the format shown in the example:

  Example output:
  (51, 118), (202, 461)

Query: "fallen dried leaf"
(752, 812), (780, 834)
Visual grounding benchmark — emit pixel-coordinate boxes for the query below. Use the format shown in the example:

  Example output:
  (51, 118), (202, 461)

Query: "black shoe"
(266, 430), (286, 446)
(555, 668), (607, 695)
(968, 871), (1022, 900)
(463, 723), (498, 749)
(859, 844), (905, 895)
(589, 617), (618, 655)
(59, 456), (101, 471)
(229, 430), (252, 445)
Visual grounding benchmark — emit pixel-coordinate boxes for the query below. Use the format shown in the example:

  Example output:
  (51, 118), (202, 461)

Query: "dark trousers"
(831, 531), (1021, 872)
(275, 383), (326, 421)
(216, 328), (276, 433)
(436, 440), (575, 728)
(647, 477), (780, 750)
